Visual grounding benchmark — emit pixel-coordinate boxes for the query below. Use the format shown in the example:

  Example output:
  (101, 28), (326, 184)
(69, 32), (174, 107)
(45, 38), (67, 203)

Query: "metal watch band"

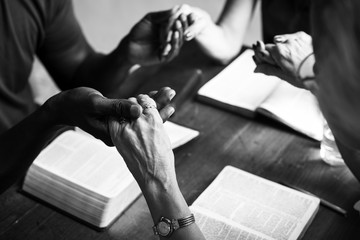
(177, 214), (195, 229)
(153, 214), (196, 237)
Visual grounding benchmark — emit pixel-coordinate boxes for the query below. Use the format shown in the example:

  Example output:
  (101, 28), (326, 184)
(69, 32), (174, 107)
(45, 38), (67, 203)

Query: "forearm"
(141, 175), (205, 240)
(0, 103), (64, 193)
(195, 24), (243, 64)
(195, 0), (255, 64)
(73, 37), (134, 98)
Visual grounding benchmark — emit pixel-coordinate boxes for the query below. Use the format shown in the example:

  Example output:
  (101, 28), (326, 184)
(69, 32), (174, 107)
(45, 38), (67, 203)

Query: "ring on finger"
(142, 103), (156, 110)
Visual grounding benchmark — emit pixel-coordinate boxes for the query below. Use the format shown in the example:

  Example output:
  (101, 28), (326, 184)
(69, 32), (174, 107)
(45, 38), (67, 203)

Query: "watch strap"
(177, 214), (195, 229)
(153, 214), (195, 237)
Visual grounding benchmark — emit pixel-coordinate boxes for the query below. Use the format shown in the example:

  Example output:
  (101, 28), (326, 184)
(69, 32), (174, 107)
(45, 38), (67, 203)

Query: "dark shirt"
(262, 0), (311, 43)
(0, 0), (85, 132)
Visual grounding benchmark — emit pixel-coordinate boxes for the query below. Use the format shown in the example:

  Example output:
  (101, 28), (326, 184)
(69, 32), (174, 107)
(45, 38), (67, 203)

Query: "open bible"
(22, 121), (199, 228)
(190, 166), (320, 240)
(197, 50), (323, 141)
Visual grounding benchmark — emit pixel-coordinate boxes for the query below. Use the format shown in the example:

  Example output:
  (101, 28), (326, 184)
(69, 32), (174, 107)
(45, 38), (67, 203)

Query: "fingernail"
(169, 107), (175, 116)
(162, 44), (171, 56)
(184, 29), (192, 37)
(167, 31), (173, 42)
(130, 105), (141, 117)
(274, 36), (285, 43)
(185, 32), (193, 40)
(169, 90), (176, 99)
(174, 31), (179, 39)
(180, 13), (186, 21)
(175, 20), (181, 29)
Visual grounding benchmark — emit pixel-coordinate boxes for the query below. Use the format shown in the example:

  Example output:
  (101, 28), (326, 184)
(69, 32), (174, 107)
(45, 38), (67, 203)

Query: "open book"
(22, 121), (199, 228)
(197, 50), (323, 141)
(191, 166), (320, 240)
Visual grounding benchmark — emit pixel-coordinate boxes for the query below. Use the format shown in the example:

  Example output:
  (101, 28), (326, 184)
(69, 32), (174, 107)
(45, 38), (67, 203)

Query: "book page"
(197, 50), (280, 115)
(258, 81), (323, 141)
(192, 166), (320, 240)
(191, 205), (271, 240)
(30, 131), (133, 198)
(163, 121), (199, 149)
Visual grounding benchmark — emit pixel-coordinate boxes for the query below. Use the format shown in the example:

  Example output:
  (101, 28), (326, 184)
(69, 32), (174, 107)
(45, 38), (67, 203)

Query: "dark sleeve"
(37, 0), (95, 90)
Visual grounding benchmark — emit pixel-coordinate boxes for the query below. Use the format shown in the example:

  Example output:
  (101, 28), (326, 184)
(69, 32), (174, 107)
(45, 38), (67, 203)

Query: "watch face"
(157, 221), (171, 236)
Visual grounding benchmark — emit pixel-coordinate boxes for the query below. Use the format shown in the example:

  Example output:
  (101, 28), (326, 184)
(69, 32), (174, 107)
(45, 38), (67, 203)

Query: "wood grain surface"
(1, 43), (359, 240)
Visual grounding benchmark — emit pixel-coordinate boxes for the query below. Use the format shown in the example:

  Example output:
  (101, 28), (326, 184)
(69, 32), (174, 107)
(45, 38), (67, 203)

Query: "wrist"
(296, 53), (315, 81)
(42, 93), (71, 128)
(141, 169), (179, 196)
(30, 99), (68, 139)
(40, 96), (63, 127)
(194, 21), (214, 41)
(142, 173), (191, 219)
(114, 35), (137, 67)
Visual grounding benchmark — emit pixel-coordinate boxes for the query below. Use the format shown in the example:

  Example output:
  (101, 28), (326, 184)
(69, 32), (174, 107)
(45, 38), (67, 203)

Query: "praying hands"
(252, 31), (318, 93)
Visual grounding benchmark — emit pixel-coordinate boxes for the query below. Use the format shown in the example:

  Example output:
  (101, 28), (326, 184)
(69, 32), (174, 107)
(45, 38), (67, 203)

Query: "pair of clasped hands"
(252, 31), (318, 94)
(127, 4), (208, 64)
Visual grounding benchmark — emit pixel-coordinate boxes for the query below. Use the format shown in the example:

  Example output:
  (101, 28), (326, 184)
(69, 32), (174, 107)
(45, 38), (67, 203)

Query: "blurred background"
(30, 0), (262, 103)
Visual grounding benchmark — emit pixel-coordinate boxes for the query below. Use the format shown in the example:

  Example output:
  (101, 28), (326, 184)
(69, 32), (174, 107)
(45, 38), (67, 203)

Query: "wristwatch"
(152, 214), (195, 237)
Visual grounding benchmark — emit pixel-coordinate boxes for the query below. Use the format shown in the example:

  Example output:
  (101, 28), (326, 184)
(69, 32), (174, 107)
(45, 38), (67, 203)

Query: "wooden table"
(1, 43), (360, 240)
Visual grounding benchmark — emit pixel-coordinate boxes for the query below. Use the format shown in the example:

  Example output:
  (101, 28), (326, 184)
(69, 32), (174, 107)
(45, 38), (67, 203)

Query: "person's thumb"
(98, 98), (142, 119)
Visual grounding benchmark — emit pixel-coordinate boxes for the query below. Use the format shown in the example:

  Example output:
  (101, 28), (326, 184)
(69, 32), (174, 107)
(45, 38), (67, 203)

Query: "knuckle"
(146, 113), (158, 125)
(114, 101), (125, 116)
(136, 94), (145, 102)
(88, 97), (99, 112)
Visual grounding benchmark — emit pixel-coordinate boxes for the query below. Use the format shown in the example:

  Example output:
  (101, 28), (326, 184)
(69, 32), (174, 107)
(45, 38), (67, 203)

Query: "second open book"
(197, 50), (323, 141)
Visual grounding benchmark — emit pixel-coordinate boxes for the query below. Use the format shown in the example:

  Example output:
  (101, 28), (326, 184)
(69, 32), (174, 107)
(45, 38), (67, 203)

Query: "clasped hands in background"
(252, 31), (318, 94)
(125, 4), (211, 65)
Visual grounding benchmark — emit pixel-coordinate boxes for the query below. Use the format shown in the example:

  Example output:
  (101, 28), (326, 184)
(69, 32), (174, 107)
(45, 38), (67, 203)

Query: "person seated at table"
(161, 0), (311, 65)
(109, 94), (206, 240)
(0, 0), (185, 193)
(252, 0), (360, 182)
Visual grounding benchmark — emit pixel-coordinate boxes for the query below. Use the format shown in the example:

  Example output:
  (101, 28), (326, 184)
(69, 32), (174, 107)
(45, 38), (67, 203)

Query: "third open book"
(191, 166), (320, 240)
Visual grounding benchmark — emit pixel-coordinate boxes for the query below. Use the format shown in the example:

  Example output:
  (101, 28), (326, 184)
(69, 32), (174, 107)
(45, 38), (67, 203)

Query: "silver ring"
(142, 103), (156, 110)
